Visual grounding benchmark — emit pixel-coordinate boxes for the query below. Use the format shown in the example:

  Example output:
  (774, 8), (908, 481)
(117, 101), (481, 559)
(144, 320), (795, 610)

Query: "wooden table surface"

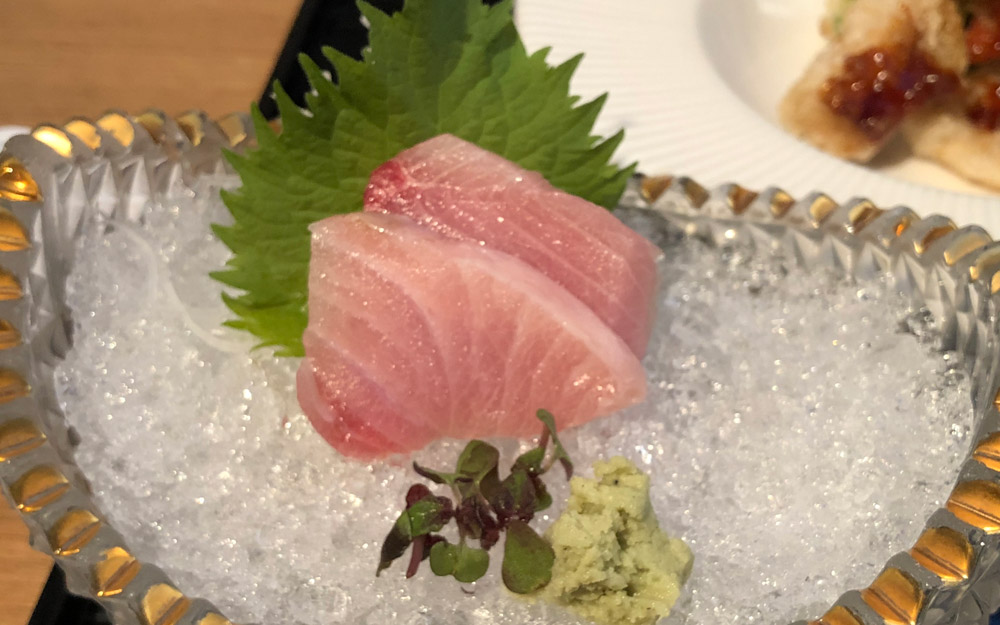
(0, 500), (52, 625)
(0, 1), (300, 622)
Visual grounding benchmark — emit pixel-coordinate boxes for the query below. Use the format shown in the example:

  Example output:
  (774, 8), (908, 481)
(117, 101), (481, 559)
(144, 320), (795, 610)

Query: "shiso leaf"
(501, 519), (555, 593)
(214, 0), (636, 354)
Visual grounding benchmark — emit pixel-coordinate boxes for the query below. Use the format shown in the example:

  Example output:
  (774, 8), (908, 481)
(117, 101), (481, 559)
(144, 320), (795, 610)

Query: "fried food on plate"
(903, 65), (1000, 189)
(780, 0), (967, 162)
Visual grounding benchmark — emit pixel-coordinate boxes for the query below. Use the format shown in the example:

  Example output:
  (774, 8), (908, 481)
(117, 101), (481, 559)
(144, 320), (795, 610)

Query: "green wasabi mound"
(538, 456), (693, 625)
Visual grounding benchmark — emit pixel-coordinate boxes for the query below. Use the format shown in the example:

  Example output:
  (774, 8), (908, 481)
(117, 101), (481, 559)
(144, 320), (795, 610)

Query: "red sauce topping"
(822, 45), (960, 140)
(966, 2), (1000, 65)
(966, 76), (1000, 131)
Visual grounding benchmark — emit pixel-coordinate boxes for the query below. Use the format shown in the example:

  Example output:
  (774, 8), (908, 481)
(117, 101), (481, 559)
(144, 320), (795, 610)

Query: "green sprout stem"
(377, 411), (572, 592)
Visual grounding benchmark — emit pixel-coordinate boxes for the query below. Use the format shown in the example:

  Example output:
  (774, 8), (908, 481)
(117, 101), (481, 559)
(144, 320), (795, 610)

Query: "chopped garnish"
(213, 0), (634, 355)
(377, 411), (571, 592)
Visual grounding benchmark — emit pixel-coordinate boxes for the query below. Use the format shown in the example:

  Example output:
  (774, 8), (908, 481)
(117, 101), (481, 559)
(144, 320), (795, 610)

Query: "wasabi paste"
(538, 456), (692, 625)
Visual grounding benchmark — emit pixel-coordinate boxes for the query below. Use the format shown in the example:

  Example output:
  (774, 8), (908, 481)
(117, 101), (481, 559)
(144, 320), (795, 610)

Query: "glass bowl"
(2, 111), (1000, 625)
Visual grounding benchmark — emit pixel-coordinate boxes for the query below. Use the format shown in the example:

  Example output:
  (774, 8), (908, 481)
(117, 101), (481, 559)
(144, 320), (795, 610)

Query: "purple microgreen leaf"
(406, 496), (453, 537)
(531, 477), (553, 512)
(455, 495), (501, 548)
(501, 519), (555, 594)
(378, 495), (453, 577)
(382, 410), (573, 585)
(406, 534), (426, 578)
(406, 484), (433, 507)
(455, 497), (484, 541)
(376, 512), (414, 576)
(413, 461), (457, 486)
(424, 534), (445, 560)
(536, 409), (573, 479)
(480, 523), (501, 551)
(492, 468), (537, 524)
(475, 499), (502, 550)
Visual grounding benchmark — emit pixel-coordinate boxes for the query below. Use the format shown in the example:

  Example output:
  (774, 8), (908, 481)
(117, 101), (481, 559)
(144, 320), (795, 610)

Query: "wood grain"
(0, 0), (300, 125)
(0, 1), (300, 621)
(0, 497), (51, 625)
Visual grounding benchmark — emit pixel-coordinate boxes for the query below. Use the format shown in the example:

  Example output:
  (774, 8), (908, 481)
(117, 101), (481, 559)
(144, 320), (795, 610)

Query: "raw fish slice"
(297, 334), (432, 456)
(298, 212), (646, 459)
(364, 134), (659, 357)
(295, 353), (408, 457)
(308, 256), (453, 429)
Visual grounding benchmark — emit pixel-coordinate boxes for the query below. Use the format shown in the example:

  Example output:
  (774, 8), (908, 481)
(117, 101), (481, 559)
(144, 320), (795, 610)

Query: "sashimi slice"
(363, 134), (660, 357)
(297, 212), (647, 459)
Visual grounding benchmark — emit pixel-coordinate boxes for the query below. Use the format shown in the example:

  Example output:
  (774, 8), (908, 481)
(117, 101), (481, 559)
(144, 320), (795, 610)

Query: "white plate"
(516, 0), (1000, 235)
(0, 126), (29, 148)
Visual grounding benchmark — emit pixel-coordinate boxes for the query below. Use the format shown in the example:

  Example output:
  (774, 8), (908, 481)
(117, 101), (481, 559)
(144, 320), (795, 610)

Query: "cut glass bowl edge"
(0, 112), (998, 625)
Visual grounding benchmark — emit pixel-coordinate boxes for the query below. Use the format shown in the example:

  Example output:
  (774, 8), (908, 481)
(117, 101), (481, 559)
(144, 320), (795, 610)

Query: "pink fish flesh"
(297, 212), (647, 459)
(364, 134), (659, 357)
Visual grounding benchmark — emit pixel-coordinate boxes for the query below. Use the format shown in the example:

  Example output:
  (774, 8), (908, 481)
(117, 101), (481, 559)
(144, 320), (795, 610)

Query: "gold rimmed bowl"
(1, 111), (1000, 625)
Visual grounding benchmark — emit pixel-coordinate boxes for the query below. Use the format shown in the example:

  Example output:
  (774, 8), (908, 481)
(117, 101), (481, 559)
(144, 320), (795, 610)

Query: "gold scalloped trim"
(0, 208), (31, 252)
(96, 112), (136, 148)
(860, 568), (924, 625)
(0, 369), (30, 404)
(0, 157), (41, 202)
(0, 268), (23, 301)
(0, 419), (45, 461)
(0, 319), (22, 350)
(49, 508), (102, 556)
(810, 605), (864, 625)
(94, 546), (141, 597)
(4, 134), (1000, 625)
(0, 108), (258, 625)
(947, 481), (1000, 533)
(11, 465), (70, 512)
(141, 583), (192, 625)
(64, 119), (103, 151)
(175, 111), (207, 147)
(910, 526), (974, 583)
(216, 113), (249, 148)
(31, 125), (74, 158)
(973, 432), (1000, 472)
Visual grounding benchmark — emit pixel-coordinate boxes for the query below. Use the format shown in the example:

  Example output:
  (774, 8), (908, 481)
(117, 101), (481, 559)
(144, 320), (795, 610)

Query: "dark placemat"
(27, 566), (110, 625)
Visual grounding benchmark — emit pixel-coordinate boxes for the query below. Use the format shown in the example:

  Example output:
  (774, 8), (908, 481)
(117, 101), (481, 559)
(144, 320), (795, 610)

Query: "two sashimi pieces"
(365, 134), (657, 356)
(297, 135), (659, 459)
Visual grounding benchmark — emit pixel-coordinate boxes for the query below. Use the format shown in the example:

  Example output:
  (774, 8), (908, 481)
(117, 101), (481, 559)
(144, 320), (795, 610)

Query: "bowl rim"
(1, 112), (1000, 625)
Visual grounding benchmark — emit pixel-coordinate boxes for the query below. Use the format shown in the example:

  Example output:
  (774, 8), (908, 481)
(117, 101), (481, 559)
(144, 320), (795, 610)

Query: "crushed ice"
(56, 192), (971, 625)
